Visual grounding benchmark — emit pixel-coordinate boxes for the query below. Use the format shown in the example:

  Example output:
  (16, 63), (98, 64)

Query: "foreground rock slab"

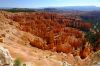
(0, 45), (13, 66)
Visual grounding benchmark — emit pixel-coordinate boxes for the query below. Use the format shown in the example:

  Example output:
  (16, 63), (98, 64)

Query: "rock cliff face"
(0, 11), (99, 66)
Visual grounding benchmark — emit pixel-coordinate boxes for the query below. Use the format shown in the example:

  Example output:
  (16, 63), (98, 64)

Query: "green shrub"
(23, 64), (26, 66)
(85, 31), (99, 47)
(14, 58), (21, 66)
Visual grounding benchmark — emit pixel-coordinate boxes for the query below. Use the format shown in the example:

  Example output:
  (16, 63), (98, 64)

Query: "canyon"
(0, 11), (99, 66)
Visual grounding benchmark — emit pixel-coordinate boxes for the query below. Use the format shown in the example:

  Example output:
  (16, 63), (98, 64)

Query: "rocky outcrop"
(0, 45), (13, 66)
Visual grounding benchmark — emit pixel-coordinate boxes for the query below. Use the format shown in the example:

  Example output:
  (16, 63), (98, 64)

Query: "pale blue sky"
(0, 0), (100, 8)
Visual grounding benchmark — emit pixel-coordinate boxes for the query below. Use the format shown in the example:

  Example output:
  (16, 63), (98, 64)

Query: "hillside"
(0, 11), (99, 66)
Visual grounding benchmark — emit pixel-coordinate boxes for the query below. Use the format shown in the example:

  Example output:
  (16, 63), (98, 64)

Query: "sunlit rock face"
(0, 45), (13, 66)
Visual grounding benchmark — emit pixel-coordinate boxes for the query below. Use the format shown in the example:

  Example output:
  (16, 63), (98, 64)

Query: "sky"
(0, 0), (100, 8)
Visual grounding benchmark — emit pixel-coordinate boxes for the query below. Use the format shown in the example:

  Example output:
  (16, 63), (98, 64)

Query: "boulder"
(62, 61), (71, 66)
(0, 46), (13, 66)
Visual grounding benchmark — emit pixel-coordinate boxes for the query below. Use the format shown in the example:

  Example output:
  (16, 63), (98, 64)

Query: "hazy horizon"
(0, 0), (100, 8)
